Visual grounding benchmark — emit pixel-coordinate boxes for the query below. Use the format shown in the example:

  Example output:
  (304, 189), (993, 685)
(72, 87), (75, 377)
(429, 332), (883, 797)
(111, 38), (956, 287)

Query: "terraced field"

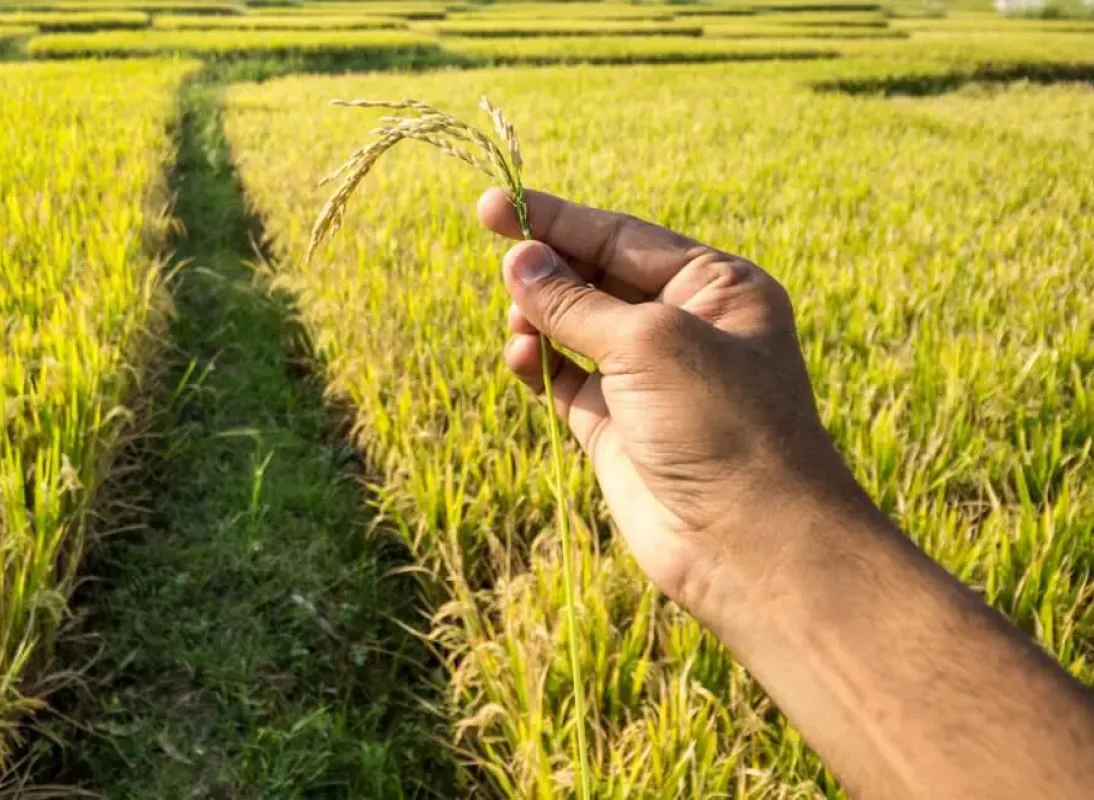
(1, 1), (1092, 796)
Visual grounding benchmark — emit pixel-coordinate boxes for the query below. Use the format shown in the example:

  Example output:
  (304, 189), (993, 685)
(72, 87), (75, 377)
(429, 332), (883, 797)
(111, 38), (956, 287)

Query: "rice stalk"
(306, 96), (591, 800)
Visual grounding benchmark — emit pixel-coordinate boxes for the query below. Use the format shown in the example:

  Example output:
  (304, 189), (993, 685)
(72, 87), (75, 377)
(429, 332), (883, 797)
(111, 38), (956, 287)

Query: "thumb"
(503, 240), (634, 364)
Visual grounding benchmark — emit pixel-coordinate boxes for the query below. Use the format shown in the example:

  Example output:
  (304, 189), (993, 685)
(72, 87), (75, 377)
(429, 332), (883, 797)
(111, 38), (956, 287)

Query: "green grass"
(43, 77), (453, 799)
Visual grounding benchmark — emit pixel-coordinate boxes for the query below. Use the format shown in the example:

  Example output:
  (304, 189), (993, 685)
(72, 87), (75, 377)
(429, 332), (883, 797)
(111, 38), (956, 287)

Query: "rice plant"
(305, 96), (592, 799)
(0, 56), (197, 769)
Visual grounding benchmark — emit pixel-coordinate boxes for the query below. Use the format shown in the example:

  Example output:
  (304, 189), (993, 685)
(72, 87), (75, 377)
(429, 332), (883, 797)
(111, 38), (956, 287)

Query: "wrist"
(682, 465), (894, 649)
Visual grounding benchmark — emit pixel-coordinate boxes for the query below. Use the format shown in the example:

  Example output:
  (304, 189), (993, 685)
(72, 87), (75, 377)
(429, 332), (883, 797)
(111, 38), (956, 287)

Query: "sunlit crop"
(0, 57), (196, 768)
(0, 10), (148, 31)
(423, 19), (703, 37)
(441, 34), (838, 64)
(223, 49), (1094, 796)
(0, 24), (35, 41)
(251, 1), (454, 20)
(26, 28), (436, 57)
(151, 13), (406, 31)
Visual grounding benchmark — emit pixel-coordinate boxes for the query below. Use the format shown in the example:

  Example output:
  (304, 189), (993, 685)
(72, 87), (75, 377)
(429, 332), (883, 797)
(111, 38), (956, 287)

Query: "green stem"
(512, 185), (591, 799)
(540, 334), (592, 800)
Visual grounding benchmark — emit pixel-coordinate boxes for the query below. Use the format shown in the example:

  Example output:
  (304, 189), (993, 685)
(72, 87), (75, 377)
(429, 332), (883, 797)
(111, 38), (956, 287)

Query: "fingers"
(504, 333), (574, 394)
(504, 332), (610, 456)
(503, 240), (634, 365)
(479, 187), (710, 298)
(507, 301), (537, 335)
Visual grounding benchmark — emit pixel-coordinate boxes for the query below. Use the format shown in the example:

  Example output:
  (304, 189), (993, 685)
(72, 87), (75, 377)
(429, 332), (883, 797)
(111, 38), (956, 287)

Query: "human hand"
(478, 189), (867, 635)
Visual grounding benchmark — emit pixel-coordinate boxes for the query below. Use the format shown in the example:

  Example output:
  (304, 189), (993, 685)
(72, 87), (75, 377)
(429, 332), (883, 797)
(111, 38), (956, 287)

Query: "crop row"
(0, 58), (196, 767)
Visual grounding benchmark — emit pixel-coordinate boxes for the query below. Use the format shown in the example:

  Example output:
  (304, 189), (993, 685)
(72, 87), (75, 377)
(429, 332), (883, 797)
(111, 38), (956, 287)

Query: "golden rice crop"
(152, 13), (406, 30)
(0, 23), (35, 39)
(894, 15), (1094, 32)
(0, 56), (196, 769)
(26, 28), (436, 57)
(0, 0), (233, 8)
(221, 47), (1093, 795)
(424, 19), (703, 37)
(447, 2), (677, 20)
(441, 34), (837, 64)
(701, 21), (906, 38)
(752, 0), (881, 9)
(0, 10), (148, 30)
(753, 11), (889, 25)
(828, 30), (1094, 62)
(251, 2), (454, 20)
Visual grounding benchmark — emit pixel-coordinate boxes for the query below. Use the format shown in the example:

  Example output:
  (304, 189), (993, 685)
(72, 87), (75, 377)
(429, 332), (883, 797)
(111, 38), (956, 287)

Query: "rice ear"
(308, 97), (526, 263)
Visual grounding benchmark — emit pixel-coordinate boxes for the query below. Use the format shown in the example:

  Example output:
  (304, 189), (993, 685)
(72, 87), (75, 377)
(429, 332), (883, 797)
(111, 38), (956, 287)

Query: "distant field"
(27, 27), (437, 57)
(0, 22), (34, 38)
(701, 21), (907, 37)
(423, 19), (705, 37)
(895, 15), (1094, 31)
(249, 1), (455, 19)
(152, 12), (406, 29)
(0, 56), (196, 766)
(0, 0), (235, 10)
(441, 33), (838, 63)
(0, 10), (148, 30)
(447, 1), (678, 19)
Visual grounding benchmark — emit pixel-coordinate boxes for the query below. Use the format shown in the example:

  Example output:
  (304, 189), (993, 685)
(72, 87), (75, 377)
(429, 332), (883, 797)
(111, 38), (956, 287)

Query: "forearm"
(706, 485), (1094, 799)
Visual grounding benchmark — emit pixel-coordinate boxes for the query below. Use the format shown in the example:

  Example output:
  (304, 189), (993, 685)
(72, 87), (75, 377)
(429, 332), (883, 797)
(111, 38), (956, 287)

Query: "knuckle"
(761, 277), (795, 322)
(629, 305), (693, 356)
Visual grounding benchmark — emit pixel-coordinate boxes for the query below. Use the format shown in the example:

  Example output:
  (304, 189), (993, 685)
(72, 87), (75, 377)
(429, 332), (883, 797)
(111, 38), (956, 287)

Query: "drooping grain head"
(306, 96), (525, 264)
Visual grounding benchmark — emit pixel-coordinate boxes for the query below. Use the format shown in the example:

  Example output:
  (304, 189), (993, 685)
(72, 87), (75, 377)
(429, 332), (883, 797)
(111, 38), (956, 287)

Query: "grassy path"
(53, 79), (450, 797)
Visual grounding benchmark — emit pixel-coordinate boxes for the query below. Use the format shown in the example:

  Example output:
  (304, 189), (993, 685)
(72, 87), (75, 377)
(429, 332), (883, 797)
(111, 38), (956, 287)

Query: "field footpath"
(42, 73), (453, 797)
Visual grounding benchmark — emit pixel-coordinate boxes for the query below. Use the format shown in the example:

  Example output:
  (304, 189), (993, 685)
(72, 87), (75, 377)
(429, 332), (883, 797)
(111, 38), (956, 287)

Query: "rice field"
(0, 23), (34, 40)
(440, 34), (839, 63)
(26, 27), (436, 57)
(0, 10), (149, 30)
(219, 54), (1094, 795)
(700, 21), (907, 37)
(2, 0), (1094, 794)
(151, 12), (406, 29)
(423, 19), (705, 37)
(0, 0), (235, 9)
(0, 56), (196, 767)
(249, 1), (456, 19)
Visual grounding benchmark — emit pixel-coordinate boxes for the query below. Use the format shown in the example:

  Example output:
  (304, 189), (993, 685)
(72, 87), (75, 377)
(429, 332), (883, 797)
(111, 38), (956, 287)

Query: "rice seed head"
(308, 97), (528, 264)
(480, 96), (522, 175)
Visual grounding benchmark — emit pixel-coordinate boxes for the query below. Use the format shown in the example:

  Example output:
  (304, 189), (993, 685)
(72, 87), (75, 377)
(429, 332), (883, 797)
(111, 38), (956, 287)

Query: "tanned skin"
(478, 187), (1094, 799)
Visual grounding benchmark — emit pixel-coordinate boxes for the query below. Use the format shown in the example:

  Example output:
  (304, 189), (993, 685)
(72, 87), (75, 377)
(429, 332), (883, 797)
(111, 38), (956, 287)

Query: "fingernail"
(511, 244), (561, 286)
